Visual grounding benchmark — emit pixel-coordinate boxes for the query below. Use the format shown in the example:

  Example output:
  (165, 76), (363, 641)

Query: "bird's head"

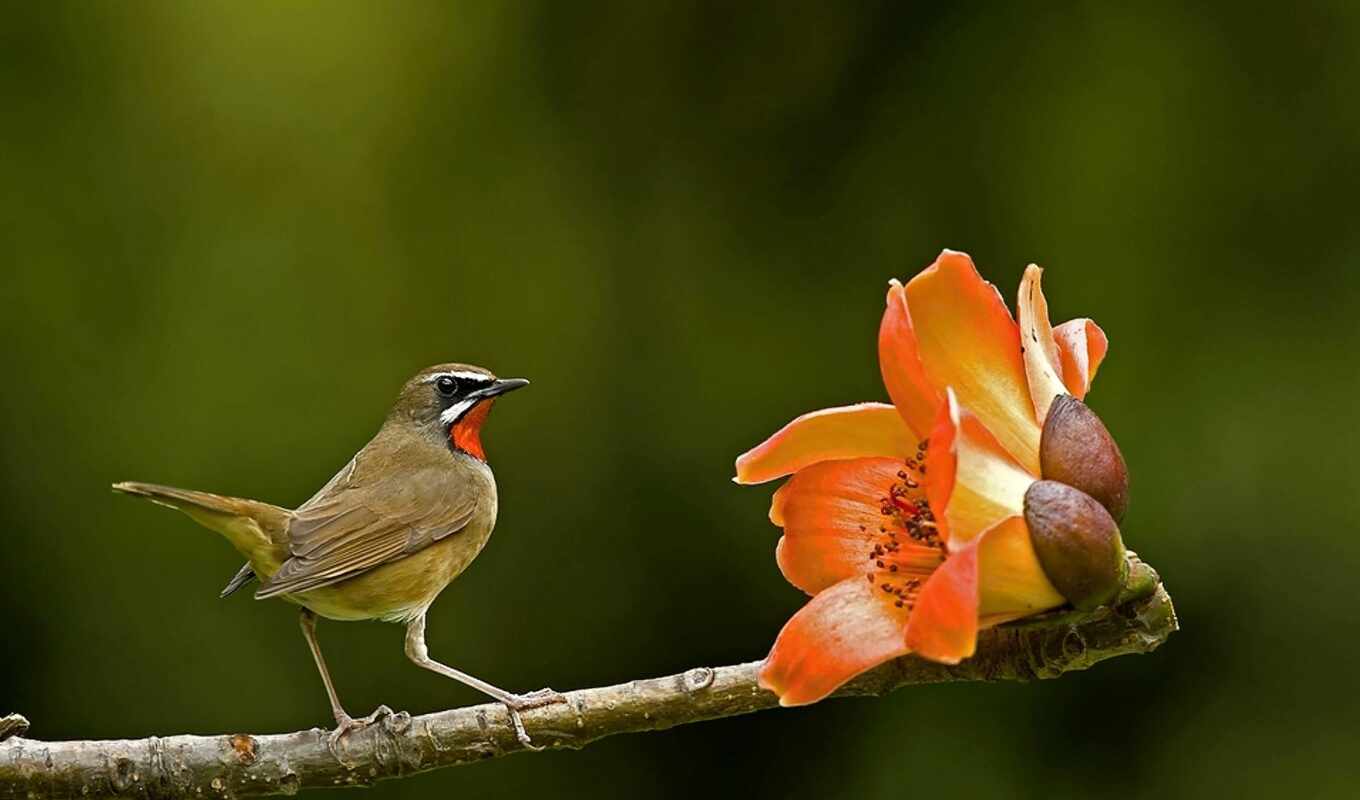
(390, 363), (529, 461)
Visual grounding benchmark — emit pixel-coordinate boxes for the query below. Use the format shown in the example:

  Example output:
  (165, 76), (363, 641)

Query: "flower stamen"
(865, 440), (944, 595)
(864, 574), (925, 609)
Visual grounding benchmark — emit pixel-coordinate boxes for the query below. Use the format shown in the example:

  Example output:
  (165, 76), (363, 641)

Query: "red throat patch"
(450, 399), (495, 461)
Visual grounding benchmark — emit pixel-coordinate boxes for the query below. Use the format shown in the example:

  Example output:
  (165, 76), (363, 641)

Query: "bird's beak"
(475, 378), (530, 400)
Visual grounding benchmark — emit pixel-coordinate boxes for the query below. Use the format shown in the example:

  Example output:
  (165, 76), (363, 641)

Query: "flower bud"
(1039, 394), (1129, 522)
(1023, 480), (1127, 611)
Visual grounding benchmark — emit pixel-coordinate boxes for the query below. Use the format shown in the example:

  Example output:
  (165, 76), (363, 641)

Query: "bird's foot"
(506, 687), (567, 711)
(326, 704), (395, 762)
(501, 688), (567, 749)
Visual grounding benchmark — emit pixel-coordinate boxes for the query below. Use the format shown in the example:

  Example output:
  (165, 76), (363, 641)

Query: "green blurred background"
(2, 2), (1357, 798)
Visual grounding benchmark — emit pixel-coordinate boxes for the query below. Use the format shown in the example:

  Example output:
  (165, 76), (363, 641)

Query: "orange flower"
(735, 250), (1121, 706)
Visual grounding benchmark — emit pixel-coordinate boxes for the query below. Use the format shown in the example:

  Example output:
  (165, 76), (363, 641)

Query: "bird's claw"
(501, 688), (567, 749)
(506, 687), (567, 711)
(326, 705), (395, 761)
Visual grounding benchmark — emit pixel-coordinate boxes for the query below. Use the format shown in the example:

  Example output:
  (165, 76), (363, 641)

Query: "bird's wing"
(255, 446), (479, 599)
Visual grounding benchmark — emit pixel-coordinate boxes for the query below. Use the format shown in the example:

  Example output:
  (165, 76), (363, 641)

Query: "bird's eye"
(435, 376), (458, 397)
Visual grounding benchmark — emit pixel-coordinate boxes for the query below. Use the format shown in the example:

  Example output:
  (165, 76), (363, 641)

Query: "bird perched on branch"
(114, 363), (560, 749)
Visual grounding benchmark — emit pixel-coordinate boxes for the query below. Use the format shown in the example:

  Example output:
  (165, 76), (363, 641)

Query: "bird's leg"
(299, 609), (392, 757)
(404, 612), (565, 747)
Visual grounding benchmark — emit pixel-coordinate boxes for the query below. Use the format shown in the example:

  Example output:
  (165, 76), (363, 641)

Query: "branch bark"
(0, 557), (1175, 799)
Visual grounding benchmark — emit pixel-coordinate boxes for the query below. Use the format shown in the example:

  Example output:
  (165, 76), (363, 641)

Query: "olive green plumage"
(113, 363), (558, 749)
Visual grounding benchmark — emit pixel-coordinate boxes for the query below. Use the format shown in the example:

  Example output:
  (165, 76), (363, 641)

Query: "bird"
(113, 363), (561, 749)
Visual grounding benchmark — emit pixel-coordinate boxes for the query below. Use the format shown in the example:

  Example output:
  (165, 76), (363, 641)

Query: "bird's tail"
(112, 481), (292, 584)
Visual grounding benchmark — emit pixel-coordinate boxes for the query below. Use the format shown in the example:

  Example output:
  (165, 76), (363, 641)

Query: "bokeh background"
(2, 2), (1357, 798)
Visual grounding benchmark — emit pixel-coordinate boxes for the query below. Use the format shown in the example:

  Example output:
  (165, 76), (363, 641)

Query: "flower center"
(863, 440), (945, 608)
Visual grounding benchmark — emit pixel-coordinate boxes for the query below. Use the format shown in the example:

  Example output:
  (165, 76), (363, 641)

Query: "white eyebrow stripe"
(423, 371), (493, 384)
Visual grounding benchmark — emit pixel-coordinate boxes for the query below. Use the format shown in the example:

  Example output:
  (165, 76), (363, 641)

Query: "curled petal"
(905, 517), (1065, 663)
(735, 403), (917, 485)
(773, 458), (942, 594)
(922, 397), (956, 541)
(1052, 319), (1109, 399)
(879, 281), (943, 437)
(926, 390), (1035, 548)
(905, 541), (978, 663)
(769, 481), (791, 526)
(905, 250), (1041, 472)
(1017, 264), (1068, 425)
(976, 516), (1065, 617)
(759, 576), (912, 706)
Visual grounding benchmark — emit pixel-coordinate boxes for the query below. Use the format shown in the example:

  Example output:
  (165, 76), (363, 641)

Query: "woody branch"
(0, 556), (1174, 800)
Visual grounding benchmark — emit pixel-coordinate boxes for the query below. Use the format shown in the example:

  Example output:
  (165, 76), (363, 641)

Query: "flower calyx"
(1039, 394), (1129, 522)
(1022, 480), (1127, 611)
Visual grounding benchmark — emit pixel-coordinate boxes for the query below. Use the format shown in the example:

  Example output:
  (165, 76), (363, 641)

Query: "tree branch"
(0, 556), (1175, 800)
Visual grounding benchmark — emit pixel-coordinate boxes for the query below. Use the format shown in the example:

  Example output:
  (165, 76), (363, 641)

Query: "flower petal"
(773, 457), (943, 594)
(905, 540), (978, 663)
(1017, 264), (1069, 425)
(976, 516), (1065, 617)
(922, 395), (956, 539)
(904, 250), (1041, 472)
(759, 576), (912, 706)
(926, 389), (1036, 548)
(903, 516), (1065, 663)
(879, 281), (944, 438)
(734, 403), (917, 485)
(769, 480), (791, 526)
(1052, 319), (1109, 399)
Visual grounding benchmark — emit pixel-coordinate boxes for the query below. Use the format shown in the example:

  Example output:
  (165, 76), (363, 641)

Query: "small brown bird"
(114, 363), (560, 748)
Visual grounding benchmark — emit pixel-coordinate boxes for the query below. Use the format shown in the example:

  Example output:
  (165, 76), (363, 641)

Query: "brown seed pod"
(1039, 394), (1130, 522)
(1023, 480), (1127, 611)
